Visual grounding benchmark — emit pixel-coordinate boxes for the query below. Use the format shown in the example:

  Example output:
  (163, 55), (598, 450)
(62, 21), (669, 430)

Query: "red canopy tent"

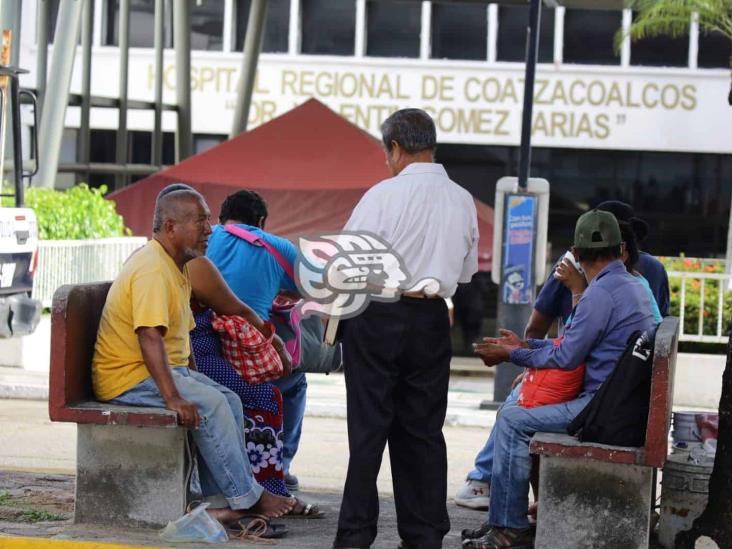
(110, 99), (493, 270)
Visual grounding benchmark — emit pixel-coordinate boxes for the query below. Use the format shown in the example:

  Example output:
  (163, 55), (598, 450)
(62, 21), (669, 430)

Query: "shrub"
(23, 184), (130, 240)
(659, 256), (732, 338)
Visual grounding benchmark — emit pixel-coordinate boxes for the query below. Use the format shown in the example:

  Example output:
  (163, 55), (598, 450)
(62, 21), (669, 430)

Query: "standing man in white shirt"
(333, 109), (479, 549)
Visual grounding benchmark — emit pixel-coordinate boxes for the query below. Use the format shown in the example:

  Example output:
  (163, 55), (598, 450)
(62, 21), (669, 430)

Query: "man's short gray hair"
(152, 183), (204, 233)
(380, 108), (436, 154)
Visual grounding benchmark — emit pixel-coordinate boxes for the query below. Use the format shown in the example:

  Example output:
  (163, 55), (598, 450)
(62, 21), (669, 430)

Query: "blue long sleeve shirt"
(510, 260), (656, 395)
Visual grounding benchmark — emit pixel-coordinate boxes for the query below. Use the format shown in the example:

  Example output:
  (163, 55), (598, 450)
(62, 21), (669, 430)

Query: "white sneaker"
(455, 479), (491, 510)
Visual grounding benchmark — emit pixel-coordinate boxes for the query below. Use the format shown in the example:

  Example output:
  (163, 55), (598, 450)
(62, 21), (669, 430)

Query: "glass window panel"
(301, 0), (356, 56)
(104, 0), (173, 48)
(497, 6), (555, 63)
(194, 134), (226, 154)
(563, 9), (621, 65)
(191, 0), (225, 51)
(235, 0), (290, 53)
(698, 31), (732, 68)
(431, 2), (487, 60)
(366, 0), (420, 58)
(630, 12), (688, 67)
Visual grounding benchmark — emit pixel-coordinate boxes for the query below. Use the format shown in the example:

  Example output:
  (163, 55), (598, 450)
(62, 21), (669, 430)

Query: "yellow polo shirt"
(92, 239), (195, 401)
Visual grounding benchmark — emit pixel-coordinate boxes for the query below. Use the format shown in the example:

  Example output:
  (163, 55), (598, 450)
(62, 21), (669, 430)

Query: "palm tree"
(617, 0), (732, 104)
(619, 3), (732, 548)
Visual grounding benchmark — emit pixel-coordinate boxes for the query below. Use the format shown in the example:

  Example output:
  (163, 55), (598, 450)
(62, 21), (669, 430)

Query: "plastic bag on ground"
(160, 502), (228, 543)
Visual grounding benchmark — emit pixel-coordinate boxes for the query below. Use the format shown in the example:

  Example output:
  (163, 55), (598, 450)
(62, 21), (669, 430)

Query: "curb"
(0, 537), (170, 549)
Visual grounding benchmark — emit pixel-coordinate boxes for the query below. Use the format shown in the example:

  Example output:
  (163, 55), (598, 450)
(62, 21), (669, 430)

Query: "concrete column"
(230, 0), (268, 138)
(79, 0), (94, 167)
(115, 0), (130, 189)
(174, 1), (192, 160)
(152, 0), (164, 166)
(35, 0), (49, 121)
(36, 0), (84, 190)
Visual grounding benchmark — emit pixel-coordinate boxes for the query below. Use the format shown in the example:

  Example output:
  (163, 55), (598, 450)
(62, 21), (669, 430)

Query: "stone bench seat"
(529, 316), (680, 549)
(49, 282), (190, 528)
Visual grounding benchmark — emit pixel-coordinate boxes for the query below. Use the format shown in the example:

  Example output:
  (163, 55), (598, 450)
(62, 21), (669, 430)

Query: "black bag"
(567, 329), (655, 447)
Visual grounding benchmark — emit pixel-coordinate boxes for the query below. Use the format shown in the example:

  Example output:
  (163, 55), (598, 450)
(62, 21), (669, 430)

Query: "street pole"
(490, 0), (542, 404)
(230, 0), (268, 138)
(174, 1), (192, 161)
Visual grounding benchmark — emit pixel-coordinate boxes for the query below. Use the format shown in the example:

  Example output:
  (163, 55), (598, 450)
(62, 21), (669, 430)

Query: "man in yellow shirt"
(92, 186), (294, 523)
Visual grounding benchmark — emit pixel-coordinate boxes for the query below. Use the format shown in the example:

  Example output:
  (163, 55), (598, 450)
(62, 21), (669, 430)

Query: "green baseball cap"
(574, 209), (622, 248)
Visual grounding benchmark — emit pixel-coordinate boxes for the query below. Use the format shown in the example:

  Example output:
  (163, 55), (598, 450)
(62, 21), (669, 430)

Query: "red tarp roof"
(110, 99), (494, 269)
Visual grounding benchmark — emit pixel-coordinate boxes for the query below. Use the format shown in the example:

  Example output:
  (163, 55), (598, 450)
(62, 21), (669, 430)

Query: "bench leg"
(75, 424), (189, 528)
(535, 456), (653, 549)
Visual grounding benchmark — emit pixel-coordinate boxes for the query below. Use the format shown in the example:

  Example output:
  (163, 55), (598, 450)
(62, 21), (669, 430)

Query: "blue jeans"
(467, 384), (522, 483)
(112, 367), (264, 510)
(272, 371), (307, 475)
(487, 393), (592, 529)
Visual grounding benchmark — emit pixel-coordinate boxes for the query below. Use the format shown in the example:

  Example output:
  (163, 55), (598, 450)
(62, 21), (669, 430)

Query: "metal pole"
(115, 0), (130, 190)
(174, 0), (192, 160)
(36, 0), (84, 189)
(489, 0), (543, 405)
(517, 0), (541, 189)
(230, 0), (268, 137)
(79, 0), (94, 169)
(10, 76), (23, 206)
(36, 0), (49, 123)
(152, 0), (164, 166)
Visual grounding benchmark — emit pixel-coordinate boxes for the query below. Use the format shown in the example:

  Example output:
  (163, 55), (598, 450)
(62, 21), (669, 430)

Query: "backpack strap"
(224, 224), (295, 281)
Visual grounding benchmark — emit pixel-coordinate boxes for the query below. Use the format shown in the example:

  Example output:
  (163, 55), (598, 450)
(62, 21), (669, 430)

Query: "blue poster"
(502, 194), (537, 305)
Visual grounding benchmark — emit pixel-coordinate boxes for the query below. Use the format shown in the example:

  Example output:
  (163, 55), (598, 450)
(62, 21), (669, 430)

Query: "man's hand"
(272, 334), (293, 377)
(165, 395), (200, 429)
(473, 330), (526, 367)
(555, 258), (586, 295)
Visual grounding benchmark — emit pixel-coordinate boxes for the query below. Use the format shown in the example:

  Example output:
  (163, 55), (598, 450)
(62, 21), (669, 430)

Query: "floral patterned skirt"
(191, 308), (289, 496)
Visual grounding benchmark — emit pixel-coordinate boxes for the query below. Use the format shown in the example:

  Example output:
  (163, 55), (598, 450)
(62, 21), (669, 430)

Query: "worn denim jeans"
(487, 392), (592, 529)
(272, 371), (307, 475)
(112, 367), (264, 510)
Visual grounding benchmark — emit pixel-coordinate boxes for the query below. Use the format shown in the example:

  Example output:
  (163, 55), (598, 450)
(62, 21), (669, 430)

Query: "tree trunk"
(674, 332), (732, 549)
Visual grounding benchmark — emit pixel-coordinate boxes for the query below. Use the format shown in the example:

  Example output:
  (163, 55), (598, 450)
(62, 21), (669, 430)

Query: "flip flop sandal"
(281, 498), (325, 519)
(228, 515), (288, 544)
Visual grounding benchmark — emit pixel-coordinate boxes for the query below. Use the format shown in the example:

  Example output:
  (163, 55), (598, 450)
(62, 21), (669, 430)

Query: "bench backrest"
(49, 282), (112, 421)
(642, 315), (680, 467)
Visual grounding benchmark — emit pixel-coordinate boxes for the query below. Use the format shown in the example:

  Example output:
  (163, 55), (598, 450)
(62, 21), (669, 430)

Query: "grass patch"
(0, 492), (11, 506)
(21, 510), (66, 523)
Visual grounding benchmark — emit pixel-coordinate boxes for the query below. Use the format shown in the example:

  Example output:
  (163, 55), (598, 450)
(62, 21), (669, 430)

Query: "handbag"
(210, 314), (284, 384)
(223, 224), (342, 374)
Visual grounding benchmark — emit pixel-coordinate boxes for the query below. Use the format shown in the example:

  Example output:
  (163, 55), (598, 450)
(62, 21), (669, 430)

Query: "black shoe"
(462, 521), (491, 540)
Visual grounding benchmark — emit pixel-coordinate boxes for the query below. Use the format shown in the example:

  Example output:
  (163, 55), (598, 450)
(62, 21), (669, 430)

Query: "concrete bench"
(49, 282), (191, 528)
(529, 316), (680, 549)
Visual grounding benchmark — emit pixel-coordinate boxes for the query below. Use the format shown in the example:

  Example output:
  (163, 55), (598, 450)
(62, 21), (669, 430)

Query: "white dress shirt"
(344, 162), (479, 298)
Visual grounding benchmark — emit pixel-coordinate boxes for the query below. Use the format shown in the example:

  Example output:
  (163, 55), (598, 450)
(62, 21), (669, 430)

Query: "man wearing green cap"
(464, 210), (656, 549)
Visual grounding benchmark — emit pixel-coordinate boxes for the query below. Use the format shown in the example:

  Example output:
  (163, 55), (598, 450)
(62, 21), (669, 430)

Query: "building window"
(496, 6), (555, 63)
(301, 0), (356, 56)
(365, 0), (420, 58)
(191, 0), (225, 51)
(235, 0), (290, 53)
(194, 134), (226, 154)
(630, 13), (688, 67)
(698, 31), (732, 68)
(104, 0), (174, 48)
(563, 9), (621, 65)
(431, 2), (488, 61)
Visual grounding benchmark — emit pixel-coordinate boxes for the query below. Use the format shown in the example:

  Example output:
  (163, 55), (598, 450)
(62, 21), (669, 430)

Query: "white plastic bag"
(160, 502), (228, 543)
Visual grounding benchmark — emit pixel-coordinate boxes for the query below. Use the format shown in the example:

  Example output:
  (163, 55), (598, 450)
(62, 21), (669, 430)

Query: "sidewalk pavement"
(0, 358), (501, 429)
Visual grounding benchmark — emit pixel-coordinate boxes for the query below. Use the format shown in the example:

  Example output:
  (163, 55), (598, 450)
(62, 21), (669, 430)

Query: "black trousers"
(335, 298), (452, 549)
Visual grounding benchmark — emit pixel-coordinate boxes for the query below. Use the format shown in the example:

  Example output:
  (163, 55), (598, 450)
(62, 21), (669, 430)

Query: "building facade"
(16, 0), (732, 256)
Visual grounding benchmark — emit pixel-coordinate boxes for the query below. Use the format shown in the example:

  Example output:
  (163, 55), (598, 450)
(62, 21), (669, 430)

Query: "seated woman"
(188, 255), (324, 518)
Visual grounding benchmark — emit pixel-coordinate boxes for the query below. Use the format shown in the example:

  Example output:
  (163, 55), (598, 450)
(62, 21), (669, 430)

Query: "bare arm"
(524, 309), (554, 339)
(137, 326), (200, 428)
(189, 257), (267, 333)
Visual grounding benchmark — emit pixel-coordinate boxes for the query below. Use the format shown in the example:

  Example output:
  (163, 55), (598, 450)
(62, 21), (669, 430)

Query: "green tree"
(622, 3), (732, 547)
(618, 0), (732, 104)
